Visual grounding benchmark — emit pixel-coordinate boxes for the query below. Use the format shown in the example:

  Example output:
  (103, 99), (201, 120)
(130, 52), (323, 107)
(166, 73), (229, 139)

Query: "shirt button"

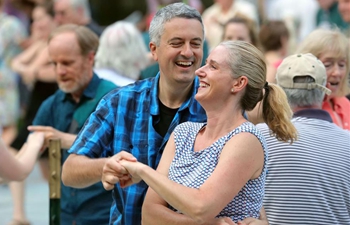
(71, 192), (75, 196)
(72, 221), (76, 225)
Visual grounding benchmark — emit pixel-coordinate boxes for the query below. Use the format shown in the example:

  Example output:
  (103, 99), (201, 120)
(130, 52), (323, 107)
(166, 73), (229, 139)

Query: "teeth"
(200, 84), (209, 87)
(177, 62), (192, 66)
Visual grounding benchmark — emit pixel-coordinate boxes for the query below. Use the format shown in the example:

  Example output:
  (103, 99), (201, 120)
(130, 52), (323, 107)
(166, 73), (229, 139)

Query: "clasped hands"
(101, 151), (144, 190)
(101, 151), (268, 225)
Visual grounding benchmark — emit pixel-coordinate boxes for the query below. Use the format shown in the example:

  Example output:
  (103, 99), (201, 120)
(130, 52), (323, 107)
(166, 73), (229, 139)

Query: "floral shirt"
(0, 12), (27, 125)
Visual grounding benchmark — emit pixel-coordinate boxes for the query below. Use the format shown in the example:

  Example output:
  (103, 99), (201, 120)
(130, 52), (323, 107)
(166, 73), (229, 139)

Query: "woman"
(0, 131), (44, 182)
(104, 41), (297, 223)
(222, 14), (260, 49)
(11, 1), (57, 87)
(9, 2), (57, 225)
(0, 0), (27, 146)
(259, 20), (290, 83)
(297, 29), (350, 130)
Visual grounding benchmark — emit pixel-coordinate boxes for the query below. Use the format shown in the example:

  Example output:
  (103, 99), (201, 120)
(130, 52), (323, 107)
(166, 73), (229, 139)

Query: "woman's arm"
(122, 132), (264, 224)
(0, 132), (44, 181)
(142, 133), (236, 225)
(11, 41), (45, 73)
(34, 47), (56, 83)
(11, 41), (47, 86)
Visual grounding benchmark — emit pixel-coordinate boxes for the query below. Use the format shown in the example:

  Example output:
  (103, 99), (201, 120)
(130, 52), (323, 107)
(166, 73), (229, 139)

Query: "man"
(28, 24), (116, 224)
(54, 0), (103, 36)
(62, 3), (267, 225)
(257, 53), (350, 224)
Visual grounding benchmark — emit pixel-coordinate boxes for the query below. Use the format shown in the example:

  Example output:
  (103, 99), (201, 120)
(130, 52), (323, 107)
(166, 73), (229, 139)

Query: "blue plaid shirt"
(69, 74), (207, 225)
(33, 74), (116, 225)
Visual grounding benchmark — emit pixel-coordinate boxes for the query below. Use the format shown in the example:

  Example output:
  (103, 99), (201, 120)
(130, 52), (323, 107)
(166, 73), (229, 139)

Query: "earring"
(231, 88), (235, 93)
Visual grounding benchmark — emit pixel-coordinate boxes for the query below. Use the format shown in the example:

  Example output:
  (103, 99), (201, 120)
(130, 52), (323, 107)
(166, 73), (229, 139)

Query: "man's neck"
(158, 80), (193, 109)
(293, 104), (322, 113)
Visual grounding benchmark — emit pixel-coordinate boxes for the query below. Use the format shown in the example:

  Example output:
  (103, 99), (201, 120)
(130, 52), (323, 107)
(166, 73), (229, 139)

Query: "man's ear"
(149, 42), (158, 61)
(87, 51), (95, 65)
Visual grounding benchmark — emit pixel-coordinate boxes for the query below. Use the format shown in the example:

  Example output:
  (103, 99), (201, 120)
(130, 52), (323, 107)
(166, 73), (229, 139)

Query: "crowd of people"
(0, 0), (349, 225)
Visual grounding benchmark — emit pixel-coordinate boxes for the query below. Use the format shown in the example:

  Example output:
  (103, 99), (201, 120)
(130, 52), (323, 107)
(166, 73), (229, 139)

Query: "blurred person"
(105, 41), (297, 224)
(338, 0), (350, 99)
(202, 0), (258, 50)
(259, 20), (290, 83)
(264, 0), (319, 52)
(54, 0), (103, 36)
(297, 29), (350, 130)
(94, 21), (150, 85)
(316, 0), (348, 30)
(11, 1), (57, 87)
(25, 24), (116, 225)
(222, 14), (260, 48)
(0, 0), (27, 146)
(0, 131), (44, 182)
(147, 0), (204, 14)
(258, 53), (350, 224)
(62, 3), (268, 225)
(338, 0), (350, 24)
(8, 2), (58, 225)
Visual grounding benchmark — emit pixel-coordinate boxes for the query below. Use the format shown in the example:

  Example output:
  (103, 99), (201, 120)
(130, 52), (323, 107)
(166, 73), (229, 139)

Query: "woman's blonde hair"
(221, 41), (297, 143)
(296, 29), (350, 96)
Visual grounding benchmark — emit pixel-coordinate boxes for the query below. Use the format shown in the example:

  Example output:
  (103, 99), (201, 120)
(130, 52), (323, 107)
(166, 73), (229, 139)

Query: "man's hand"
(101, 151), (137, 190)
(27, 125), (75, 149)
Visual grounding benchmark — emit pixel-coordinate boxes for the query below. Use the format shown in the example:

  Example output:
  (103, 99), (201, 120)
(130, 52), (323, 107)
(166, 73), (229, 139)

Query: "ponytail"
(262, 82), (297, 143)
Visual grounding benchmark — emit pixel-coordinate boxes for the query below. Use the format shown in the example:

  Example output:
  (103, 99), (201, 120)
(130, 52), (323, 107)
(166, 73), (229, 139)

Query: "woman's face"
(195, 45), (235, 104)
(319, 51), (348, 98)
(32, 7), (54, 39)
(223, 22), (252, 43)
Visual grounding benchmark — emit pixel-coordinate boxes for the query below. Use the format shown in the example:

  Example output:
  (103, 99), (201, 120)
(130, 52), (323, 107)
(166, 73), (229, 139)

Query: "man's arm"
(62, 154), (108, 188)
(62, 95), (118, 188)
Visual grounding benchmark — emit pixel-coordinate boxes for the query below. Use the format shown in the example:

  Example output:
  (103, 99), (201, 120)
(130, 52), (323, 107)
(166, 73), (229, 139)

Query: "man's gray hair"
(281, 76), (326, 108)
(149, 2), (203, 46)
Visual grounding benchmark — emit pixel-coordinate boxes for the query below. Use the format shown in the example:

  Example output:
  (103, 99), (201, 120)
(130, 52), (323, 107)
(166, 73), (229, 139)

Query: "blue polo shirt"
(69, 74), (207, 225)
(33, 74), (116, 225)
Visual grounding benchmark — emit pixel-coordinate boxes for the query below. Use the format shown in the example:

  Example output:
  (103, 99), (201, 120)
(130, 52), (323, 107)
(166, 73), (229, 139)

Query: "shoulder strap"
(72, 80), (116, 129)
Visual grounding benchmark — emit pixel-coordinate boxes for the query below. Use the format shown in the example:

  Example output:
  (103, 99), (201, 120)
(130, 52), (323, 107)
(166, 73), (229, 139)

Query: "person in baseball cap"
(276, 53), (331, 96)
(257, 53), (350, 224)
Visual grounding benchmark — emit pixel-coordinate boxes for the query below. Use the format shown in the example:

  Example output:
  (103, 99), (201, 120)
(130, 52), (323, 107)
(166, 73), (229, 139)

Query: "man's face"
(54, 0), (77, 25)
(338, 0), (350, 22)
(150, 17), (204, 86)
(48, 32), (93, 96)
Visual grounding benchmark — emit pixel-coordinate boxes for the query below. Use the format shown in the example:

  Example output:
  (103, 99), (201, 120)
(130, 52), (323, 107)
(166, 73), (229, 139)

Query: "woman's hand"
(119, 160), (144, 187)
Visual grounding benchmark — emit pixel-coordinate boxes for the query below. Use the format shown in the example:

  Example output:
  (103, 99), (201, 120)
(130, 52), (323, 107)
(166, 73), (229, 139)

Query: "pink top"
(322, 97), (350, 130)
(273, 59), (283, 69)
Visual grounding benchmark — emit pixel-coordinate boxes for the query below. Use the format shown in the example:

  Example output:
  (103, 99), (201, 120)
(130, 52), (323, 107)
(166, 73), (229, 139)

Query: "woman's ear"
(231, 76), (248, 93)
